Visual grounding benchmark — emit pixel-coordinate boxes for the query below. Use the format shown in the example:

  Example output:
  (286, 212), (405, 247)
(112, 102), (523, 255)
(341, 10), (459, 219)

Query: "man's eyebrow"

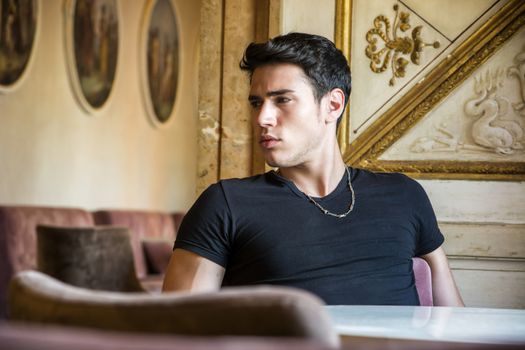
(266, 89), (294, 96)
(248, 89), (295, 101)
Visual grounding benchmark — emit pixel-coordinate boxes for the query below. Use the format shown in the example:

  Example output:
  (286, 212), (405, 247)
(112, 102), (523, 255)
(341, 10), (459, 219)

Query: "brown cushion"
(36, 225), (144, 292)
(142, 239), (173, 274)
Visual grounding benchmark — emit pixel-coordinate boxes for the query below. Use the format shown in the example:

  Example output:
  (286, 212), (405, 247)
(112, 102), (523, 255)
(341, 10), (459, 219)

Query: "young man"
(163, 33), (464, 306)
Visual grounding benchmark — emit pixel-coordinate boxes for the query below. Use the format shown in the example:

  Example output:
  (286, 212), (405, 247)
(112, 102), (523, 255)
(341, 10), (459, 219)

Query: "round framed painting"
(64, 0), (119, 114)
(0, 0), (39, 93)
(140, 0), (180, 127)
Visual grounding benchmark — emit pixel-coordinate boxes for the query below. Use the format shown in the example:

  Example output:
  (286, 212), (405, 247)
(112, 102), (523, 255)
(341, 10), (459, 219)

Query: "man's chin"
(262, 150), (293, 168)
(265, 159), (279, 168)
(265, 158), (293, 169)
(263, 154), (283, 168)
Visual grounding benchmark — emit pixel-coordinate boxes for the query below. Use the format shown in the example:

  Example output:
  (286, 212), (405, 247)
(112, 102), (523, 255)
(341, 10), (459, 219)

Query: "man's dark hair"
(240, 32), (351, 127)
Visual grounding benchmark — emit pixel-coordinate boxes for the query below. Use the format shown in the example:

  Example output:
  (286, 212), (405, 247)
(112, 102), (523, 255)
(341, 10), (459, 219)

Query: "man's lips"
(259, 135), (280, 149)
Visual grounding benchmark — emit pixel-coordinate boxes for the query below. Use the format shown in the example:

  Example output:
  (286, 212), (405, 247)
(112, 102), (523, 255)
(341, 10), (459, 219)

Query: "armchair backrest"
(413, 257), (433, 306)
(8, 270), (339, 348)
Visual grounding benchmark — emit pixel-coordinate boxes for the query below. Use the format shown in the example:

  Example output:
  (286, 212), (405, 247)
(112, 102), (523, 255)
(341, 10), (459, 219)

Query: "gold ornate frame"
(335, 0), (525, 180)
(64, 0), (121, 115)
(139, 0), (181, 128)
(0, 0), (40, 94)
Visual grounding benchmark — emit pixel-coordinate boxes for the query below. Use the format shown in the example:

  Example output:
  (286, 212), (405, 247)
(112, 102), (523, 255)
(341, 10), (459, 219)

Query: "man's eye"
(249, 100), (262, 108)
(276, 97), (291, 104)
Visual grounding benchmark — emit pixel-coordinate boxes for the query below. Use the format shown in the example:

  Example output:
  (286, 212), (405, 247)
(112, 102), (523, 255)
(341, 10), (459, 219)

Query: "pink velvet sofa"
(0, 206), (94, 318)
(92, 209), (182, 291)
(0, 205), (184, 318)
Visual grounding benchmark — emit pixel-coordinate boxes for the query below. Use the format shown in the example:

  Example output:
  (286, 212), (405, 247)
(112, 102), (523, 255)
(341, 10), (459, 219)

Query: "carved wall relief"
(465, 70), (523, 155)
(509, 45), (525, 112)
(409, 46), (525, 159)
(365, 4), (440, 86)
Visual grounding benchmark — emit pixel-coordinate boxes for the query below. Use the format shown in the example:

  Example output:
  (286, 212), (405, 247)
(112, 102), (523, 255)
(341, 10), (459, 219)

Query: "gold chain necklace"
(304, 167), (356, 218)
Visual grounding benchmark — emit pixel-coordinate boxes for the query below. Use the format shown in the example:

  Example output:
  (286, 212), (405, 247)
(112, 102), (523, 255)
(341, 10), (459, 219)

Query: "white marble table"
(326, 305), (525, 345)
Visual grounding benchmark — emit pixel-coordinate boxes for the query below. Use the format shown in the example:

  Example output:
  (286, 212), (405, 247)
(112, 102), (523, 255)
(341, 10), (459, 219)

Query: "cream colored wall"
(281, 0), (335, 40)
(0, 0), (200, 212)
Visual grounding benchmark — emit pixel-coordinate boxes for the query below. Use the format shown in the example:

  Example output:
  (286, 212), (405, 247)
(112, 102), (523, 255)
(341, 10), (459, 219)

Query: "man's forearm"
(422, 247), (465, 307)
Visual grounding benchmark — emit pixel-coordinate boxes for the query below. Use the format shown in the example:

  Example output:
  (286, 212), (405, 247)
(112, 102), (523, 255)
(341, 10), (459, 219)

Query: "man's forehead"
(249, 64), (310, 94)
(251, 63), (305, 78)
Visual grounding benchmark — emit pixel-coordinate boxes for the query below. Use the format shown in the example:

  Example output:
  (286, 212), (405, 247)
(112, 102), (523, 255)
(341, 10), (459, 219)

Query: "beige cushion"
(8, 270), (339, 348)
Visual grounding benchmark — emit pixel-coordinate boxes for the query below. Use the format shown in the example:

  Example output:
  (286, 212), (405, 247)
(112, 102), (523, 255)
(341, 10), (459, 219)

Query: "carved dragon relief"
(465, 70), (523, 154)
(410, 47), (525, 157)
(365, 4), (440, 86)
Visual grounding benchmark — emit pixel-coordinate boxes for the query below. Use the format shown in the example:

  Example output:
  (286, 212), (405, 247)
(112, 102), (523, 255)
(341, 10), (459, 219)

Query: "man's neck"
(278, 155), (347, 198)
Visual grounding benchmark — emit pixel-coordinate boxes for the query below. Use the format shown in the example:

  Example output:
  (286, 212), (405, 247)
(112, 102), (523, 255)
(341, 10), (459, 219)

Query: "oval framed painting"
(64, 0), (119, 114)
(0, 0), (39, 93)
(140, 0), (180, 127)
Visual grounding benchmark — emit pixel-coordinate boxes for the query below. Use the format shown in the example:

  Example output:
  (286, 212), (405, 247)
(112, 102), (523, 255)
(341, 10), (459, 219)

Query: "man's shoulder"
(184, 174), (271, 223)
(219, 172), (268, 185)
(203, 172), (277, 197)
(209, 172), (269, 190)
(354, 167), (414, 186)
(354, 168), (428, 203)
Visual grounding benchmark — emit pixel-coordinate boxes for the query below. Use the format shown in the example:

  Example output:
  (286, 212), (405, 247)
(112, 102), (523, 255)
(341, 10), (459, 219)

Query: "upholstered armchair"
(8, 270), (340, 348)
(413, 257), (433, 306)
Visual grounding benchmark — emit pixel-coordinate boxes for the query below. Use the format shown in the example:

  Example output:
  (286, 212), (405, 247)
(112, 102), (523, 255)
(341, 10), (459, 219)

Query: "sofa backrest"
(93, 210), (179, 277)
(0, 205), (94, 318)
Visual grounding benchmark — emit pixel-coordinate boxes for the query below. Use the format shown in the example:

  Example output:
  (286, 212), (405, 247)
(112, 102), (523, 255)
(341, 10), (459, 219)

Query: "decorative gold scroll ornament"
(365, 4), (440, 86)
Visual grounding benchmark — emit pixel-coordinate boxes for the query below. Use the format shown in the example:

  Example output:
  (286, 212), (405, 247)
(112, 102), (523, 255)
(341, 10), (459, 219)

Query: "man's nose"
(255, 101), (277, 127)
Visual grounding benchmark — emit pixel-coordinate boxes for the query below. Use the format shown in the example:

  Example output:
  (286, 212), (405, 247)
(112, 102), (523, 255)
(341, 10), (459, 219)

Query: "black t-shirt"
(174, 168), (444, 305)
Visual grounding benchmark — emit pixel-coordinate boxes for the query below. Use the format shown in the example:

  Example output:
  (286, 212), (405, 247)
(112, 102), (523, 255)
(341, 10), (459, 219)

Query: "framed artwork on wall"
(0, 0), (39, 93)
(140, 0), (180, 127)
(64, 0), (119, 114)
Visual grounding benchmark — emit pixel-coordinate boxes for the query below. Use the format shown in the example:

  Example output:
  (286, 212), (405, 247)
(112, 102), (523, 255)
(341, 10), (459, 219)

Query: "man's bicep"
(162, 248), (225, 292)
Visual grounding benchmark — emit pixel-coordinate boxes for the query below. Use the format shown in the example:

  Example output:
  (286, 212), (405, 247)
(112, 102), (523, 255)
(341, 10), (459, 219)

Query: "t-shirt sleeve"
(405, 177), (444, 256)
(174, 183), (233, 267)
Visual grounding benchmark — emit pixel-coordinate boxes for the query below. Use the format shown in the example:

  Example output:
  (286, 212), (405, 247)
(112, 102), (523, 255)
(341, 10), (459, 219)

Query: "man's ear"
(325, 88), (345, 124)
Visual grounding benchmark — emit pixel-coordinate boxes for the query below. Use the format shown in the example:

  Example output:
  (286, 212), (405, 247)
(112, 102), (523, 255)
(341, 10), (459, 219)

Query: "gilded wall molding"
(336, 0), (525, 180)
(365, 4), (440, 86)
(335, 0), (352, 156)
(362, 160), (524, 181)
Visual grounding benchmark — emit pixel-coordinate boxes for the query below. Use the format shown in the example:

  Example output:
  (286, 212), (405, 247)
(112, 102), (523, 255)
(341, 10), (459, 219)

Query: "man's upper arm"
(162, 248), (225, 292)
(421, 247), (464, 307)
